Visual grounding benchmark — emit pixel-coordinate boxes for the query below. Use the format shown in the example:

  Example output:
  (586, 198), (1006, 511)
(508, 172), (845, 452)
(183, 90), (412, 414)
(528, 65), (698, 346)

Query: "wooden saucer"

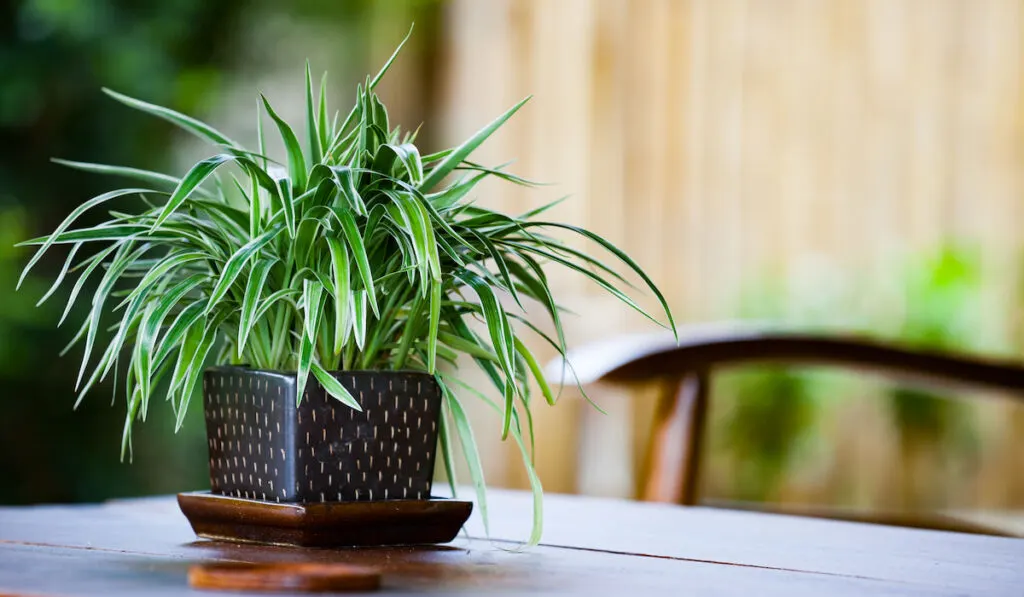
(188, 562), (381, 592)
(178, 491), (472, 548)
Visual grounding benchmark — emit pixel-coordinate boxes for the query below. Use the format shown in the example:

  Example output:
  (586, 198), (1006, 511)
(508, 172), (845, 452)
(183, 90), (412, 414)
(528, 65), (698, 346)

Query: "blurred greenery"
(709, 248), (1010, 507)
(889, 248), (984, 447)
(886, 248), (989, 508)
(711, 261), (849, 501)
(0, 0), (440, 504)
(0, 0), (248, 505)
(713, 369), (822, 501)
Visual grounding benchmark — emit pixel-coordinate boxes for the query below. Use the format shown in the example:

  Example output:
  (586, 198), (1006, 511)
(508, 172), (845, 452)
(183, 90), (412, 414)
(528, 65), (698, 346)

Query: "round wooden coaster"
(188, 562), (381, 593)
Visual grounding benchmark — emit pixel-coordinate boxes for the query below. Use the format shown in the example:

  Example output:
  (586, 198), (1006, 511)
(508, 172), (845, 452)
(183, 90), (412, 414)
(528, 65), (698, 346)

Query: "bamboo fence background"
(427, 0), (1024, 508)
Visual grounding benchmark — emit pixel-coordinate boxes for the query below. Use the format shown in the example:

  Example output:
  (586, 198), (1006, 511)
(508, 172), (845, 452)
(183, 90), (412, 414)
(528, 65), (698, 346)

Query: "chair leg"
(679, 371), (709, 506)
(640, 371), (710, 504)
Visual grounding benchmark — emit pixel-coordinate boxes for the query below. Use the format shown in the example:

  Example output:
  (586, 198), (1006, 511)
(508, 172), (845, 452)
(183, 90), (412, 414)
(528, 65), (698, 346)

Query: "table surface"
(1, 489), (1021, 596)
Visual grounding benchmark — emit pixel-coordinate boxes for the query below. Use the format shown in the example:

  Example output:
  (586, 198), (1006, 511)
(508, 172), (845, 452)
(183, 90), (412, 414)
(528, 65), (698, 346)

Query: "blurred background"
(1, 0), (1022, 524)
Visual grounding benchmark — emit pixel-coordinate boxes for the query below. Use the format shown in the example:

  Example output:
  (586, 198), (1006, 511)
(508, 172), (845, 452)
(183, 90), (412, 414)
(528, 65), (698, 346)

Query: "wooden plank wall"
(433, 0), (1024, 503)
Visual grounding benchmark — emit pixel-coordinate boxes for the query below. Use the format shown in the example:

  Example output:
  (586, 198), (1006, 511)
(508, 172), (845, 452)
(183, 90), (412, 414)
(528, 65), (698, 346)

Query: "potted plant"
(17, 31), (675, 545)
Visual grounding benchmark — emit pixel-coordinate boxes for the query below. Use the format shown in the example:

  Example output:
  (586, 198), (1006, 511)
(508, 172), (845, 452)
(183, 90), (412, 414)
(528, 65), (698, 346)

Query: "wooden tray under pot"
(178, 491), (473, 548)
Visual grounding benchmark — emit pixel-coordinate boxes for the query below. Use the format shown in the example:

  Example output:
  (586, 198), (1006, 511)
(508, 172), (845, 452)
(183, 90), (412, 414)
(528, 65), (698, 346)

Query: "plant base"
(177, 491), (472, 547)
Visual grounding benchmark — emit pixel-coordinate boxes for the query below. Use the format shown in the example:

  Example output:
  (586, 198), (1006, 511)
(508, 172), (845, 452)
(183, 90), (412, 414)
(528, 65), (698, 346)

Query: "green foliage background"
(0, 0), (438, 504)
(708, 248), (1014, 508)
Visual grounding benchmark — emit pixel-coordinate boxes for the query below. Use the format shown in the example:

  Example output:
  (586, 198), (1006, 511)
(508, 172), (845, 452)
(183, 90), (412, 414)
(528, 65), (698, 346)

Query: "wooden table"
(1, 490), (1021, 596)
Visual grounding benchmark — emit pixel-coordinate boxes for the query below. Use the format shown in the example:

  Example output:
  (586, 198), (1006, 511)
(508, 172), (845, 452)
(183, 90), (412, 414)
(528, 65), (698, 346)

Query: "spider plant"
(16, 30), (675, 544)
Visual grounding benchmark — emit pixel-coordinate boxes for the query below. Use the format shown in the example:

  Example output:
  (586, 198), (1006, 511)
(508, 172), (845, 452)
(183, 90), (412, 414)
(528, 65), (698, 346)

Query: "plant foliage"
(17, 29), (675, 544)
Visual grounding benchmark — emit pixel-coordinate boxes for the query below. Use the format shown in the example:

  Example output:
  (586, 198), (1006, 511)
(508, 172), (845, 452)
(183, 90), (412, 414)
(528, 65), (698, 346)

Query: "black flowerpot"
(202, 367), (442, 504)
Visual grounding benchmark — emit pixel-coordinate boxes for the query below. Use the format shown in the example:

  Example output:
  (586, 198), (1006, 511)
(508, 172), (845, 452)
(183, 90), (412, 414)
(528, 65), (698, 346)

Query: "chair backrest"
(556, 324), (1024, 535)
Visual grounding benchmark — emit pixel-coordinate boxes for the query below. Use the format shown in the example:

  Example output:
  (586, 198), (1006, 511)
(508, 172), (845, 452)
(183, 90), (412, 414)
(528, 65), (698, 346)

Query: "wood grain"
(1, 490), (1021, 596)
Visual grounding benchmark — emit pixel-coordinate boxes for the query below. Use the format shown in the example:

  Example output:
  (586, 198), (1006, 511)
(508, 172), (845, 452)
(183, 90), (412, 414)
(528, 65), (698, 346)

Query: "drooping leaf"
(442, 382), (489, 536)
(18, 188), (153, 288)
(103, 88), (238, 147)
(51, 159), (207, 195)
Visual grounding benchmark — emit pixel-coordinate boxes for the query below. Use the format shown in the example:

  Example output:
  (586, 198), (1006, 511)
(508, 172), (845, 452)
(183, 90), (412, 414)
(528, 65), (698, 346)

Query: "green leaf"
(428, 170), (488, 211)
(383, 196), (436, 289)
(509, 414), (544, 547)
(51, 159), (209, 195)
(237, 258), (277, 357)
(326, 237), (351, 353)
(334, 209), (378, 316)
(419, 96), (530, 192)
(329, 23), (415, 142)
(444, 374), (543, 546)
(152, 301), (206, 369)
(250, 288), (300, 330)
(117, 250), (209, 309)
(248, 170), (263, 238)
(151, 154), (235, 230)
(35, 242), (81, 307)
(276, 178), (296, 240)
(18, 188), (153, 289)
(295, 279), (326, 405)
(377, 143), (423, 184)
(510, 240), (662, 331)
(331, 166), (366, 215)
(351, 289), (368, 350)
(173, 315), (222, 431)
(256, 99), (268, 170)
(453, 270), (515, 377)
(74, 242), (152, 404)
(136, 273), (207, 415)
(370, 24), (413, 89)
(442, 382), (489, 537)
(261, 94), (308, 192)
(305, 61), (322, 165)
(205, 225), (282, 312)
(103, 88), (238, 147)
(318, 72), (330, 158)
(311, 362), (362, 411)
(58, 243), (120, 327)
(438, 330), (499, 362)
(427, 282), (441, 373)
(525, 222), (677, 338)
(506, 255), (566, 353)
(437, 398), (458, 498)
(515, 337), (555, 406)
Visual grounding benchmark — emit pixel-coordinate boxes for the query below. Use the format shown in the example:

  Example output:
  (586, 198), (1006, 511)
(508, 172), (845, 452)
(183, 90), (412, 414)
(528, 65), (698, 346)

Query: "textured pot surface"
(202, 367), (441, 503)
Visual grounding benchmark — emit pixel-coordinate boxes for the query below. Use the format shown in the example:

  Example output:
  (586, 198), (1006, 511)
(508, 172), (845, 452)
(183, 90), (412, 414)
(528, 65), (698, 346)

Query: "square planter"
(202, 367), (442, 503)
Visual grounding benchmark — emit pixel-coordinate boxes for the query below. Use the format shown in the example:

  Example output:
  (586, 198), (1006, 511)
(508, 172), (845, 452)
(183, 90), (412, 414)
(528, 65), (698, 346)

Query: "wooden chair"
(553, 323), (1024, 536)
